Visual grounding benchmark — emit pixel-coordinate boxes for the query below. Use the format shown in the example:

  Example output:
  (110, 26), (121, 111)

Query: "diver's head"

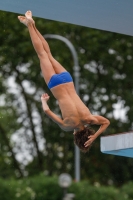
(74, 126), (95, 152)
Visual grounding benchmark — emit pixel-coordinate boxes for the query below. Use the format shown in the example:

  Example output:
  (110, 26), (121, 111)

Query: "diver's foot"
(25, 10), (34, 24)
(18, 16), (28, 26)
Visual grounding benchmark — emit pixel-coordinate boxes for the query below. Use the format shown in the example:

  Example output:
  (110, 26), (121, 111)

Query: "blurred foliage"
(0, 174), (133, 200)
(0, 10), (133, 186)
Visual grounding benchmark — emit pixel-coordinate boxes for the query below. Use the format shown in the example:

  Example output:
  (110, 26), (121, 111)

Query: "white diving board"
(0, 0), (133, 36)
(100, 132), (133, 158)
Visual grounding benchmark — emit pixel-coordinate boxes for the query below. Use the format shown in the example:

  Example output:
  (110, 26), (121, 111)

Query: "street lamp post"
(58, 173), (75, 200)
(44, 34), (80, 181)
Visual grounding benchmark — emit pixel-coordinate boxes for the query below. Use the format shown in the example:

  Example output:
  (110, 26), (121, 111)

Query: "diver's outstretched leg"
(18, 15), (55, 84)
(25, 10), (67, 74)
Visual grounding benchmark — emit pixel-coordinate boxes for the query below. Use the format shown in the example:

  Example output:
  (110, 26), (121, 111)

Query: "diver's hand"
(41, 93), (50, 112)
(84, 135), (96, 147)
(41, 93), (50, 102)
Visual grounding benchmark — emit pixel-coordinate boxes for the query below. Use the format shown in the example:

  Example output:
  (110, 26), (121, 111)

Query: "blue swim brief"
(48, 71), (73, 89)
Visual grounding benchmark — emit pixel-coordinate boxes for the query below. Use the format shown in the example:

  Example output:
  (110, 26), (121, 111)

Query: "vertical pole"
(73, 65), (80, 182)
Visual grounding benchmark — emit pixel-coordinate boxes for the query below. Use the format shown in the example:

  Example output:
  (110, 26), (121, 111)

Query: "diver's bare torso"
(51, 82), (91, 130)
(42, 80), (110, 139)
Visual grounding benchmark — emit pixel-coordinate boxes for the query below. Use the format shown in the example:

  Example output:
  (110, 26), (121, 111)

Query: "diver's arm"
(91, 115), (110, 138)
(41, 93), (64, 127)
(84, 115), (110, 147)
(44, 109), (64, 126)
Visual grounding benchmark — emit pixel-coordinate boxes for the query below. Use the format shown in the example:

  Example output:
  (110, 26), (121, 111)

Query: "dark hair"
(74, 127), (95, 153)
